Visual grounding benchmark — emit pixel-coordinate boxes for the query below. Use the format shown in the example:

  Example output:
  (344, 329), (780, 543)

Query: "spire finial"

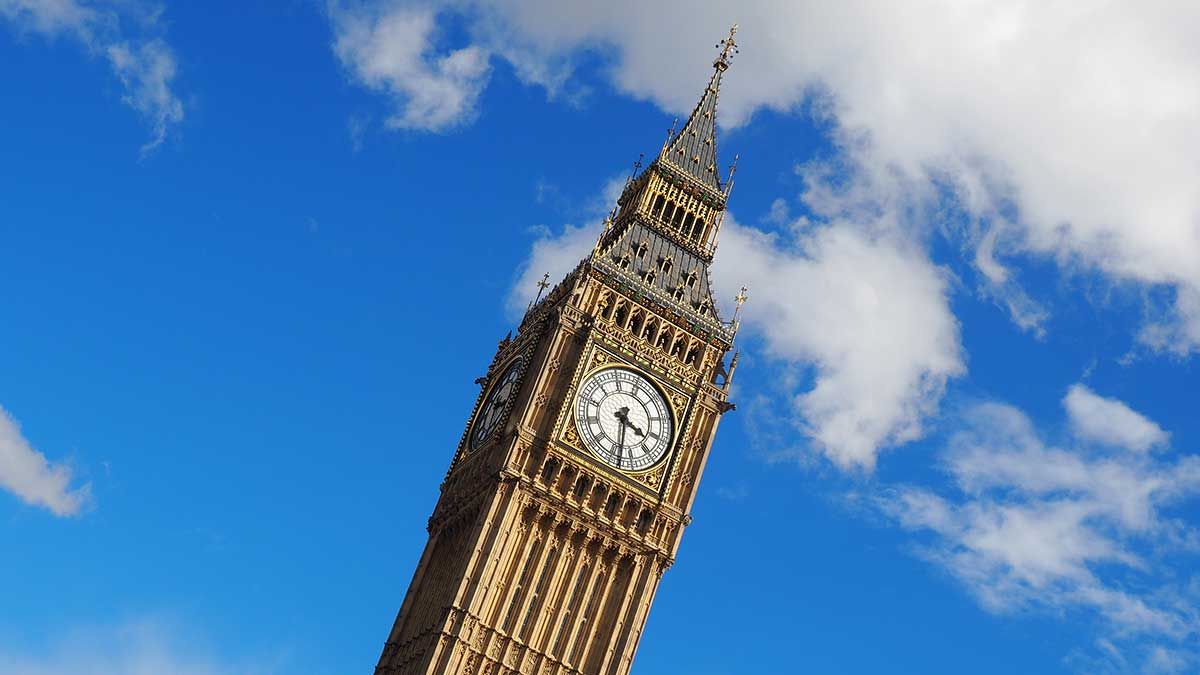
(724, 153), (740, 196)
(715, 24), (739, 71)
(733, 285), (749, 326)
(527, 272), (551, 311)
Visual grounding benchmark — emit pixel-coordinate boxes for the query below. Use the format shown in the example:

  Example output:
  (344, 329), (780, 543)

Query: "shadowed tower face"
(375, 27), (745, 675)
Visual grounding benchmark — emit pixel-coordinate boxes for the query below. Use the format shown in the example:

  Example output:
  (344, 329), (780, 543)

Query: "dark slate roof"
(597, 218), (730, 339)
(662, 68), (725, 193)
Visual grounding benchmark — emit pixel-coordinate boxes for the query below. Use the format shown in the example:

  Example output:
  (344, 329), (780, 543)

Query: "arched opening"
(642, 317), (658, 342)
(672, 207), (685, 229)
(682, 212), (695, 236)
(662, 200), (676, 223)
(657, 327), (673, 351)
(613, 301), (628, 326)
(685, 344), (700, 366)
(599, 293), (614, 320)
(628, 309), (644, 335)
(651, 194), (665, 217)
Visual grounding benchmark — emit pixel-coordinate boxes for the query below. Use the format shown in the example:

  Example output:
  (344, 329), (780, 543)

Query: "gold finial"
(714, 24), (739, 71)
(733, 286), (749, 324)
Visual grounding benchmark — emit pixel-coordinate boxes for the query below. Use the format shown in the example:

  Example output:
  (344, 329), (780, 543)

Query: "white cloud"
(336, 0), (1200, 352)
(506, 177), (626, 318)
(0, 618), (279, 675)
(881, 393), (1200, 652)
(1065, 384), (1170, 453)
(107, 39), (184, 155)
(0, 406), (89, 516)
(713, 221), (964, 470)
(0, 0), (184, 153)
(330, 3), (491, 132)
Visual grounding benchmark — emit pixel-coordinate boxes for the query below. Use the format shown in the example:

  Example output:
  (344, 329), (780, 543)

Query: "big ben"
(375, 27), (744, 675)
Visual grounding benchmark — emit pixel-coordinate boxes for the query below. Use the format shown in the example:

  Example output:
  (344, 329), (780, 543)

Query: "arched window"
(671, 337), (685, 358)
(629, 309), (644, 335)
(672, 286), (686, 302)
(644, 270), (656, 284)
(657, 327), (673, 351)
(682, 212), (695, 235)
(541, 458), (558, 484)
(599, 293), (614, 320)
(685, 345), (700, 366)
(637, 509), (654, 534)
(619, 255), (631, 270)
(651, 194), (665, 217)
(635, 241), (649, 259)
(662, 200), (676, 223)
(573, 476), (591, 501)
(613, 301), (628, 326)
(642, 317), (658, 342)
(672, 207), (685, 229)
(604, 493), (621, 519)
(658, 257), (673, 274)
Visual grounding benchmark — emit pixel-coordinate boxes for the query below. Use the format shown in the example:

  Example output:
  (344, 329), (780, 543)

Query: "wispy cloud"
(880, 389), (1200, 669)
(0, 406), (89, 517)
(0, 0), (184, 154)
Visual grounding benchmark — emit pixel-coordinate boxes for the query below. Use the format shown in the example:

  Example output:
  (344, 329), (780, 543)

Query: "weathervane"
(715, 24), (739, 71)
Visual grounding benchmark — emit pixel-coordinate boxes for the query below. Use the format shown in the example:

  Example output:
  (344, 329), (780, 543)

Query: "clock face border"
(568, 360), (681, 476)
(468, 355), (525, 451)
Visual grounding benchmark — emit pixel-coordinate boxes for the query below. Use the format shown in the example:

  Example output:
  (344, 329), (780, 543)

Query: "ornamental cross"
(715, 24), (739, 70)
(733, 286), (749, 322)
(534, 272), (550, 302)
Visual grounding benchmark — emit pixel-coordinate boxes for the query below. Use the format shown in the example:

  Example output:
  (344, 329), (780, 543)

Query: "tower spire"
(660, 24), (738, 193)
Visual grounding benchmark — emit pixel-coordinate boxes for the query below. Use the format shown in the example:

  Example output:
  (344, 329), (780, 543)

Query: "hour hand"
(614, 407), (645, 437)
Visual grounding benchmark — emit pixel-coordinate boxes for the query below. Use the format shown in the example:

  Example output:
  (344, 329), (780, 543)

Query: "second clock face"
(574, 367), (673, 472)
(470, 357), (523, 449)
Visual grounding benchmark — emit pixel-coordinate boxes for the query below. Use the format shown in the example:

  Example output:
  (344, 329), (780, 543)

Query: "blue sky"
(2, 2), (1199, 674)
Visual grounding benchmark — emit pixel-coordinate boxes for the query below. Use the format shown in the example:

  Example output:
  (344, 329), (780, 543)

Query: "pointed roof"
(661, 25), (738, 194)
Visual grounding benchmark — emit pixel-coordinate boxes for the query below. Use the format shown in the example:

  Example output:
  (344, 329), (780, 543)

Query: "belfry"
(375, 26), (744, 675)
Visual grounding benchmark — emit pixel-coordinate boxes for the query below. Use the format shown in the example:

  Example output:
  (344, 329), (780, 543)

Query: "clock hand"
(614, 407), (645, 437)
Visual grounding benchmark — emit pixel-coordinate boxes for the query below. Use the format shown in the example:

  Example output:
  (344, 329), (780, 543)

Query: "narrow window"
(682, 212), (695, 235)
(663, 200), (676, 223)
(553, 564), (590, 657)
(520, 546), (559, 640)
(651, 194), (665, 217)
(504, 538), (544, 633)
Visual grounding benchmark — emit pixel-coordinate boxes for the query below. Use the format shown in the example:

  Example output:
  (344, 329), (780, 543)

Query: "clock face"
(470, 357), (523, 449)
(574, 367), (673, 472)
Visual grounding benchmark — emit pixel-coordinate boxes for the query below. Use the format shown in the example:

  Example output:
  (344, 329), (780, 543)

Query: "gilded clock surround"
(374, 26), (744, 675)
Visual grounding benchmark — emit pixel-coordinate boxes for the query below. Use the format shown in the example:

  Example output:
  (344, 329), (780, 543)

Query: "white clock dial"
(574, 367), (673, 471)
(470, 357), (523, 449)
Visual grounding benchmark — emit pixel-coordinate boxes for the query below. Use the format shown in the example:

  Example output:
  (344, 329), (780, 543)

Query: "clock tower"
(375, 27), (744, 675)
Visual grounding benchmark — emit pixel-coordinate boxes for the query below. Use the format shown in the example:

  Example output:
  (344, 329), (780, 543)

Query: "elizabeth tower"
(375, 28), (745, 675)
